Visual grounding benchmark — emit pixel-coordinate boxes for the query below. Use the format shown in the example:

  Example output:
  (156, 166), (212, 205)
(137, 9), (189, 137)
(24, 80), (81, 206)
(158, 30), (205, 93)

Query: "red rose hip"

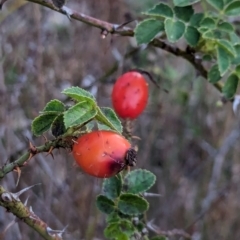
(72, 130), (136, 178)
(111, 71), (148, 119)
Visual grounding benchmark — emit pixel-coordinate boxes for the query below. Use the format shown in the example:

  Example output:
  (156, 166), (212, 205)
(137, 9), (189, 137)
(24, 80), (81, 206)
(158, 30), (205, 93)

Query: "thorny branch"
(0, 185), (63, 240)
(0, 137), (73, 180)
(1, 0), (223, 94)
(0, 137), (73, 239)
(0, 0), (234, 240)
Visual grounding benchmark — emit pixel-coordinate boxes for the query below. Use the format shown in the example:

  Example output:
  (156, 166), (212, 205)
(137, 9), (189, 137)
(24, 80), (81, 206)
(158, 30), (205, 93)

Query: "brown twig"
(23, 0), (224, 95)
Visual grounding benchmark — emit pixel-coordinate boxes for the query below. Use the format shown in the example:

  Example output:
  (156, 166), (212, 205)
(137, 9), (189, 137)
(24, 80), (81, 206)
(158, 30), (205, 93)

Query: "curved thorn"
(13, 183), (41, 201)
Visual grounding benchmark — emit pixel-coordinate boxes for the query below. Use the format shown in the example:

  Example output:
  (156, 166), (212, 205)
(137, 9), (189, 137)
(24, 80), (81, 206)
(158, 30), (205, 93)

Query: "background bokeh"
(1, 0), (240, 239)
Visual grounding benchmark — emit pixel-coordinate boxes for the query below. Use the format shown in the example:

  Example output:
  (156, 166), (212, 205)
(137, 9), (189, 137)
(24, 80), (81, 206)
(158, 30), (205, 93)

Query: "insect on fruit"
(111, 71), (148, 119)
(72, 130), (137, 178)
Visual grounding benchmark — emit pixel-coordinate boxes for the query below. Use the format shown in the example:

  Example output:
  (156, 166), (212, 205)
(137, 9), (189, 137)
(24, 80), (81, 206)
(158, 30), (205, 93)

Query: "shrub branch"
(19, 0), (223, 94)
(0, 185), (63, 240)
(0, 1), (229, 239)
(0, 137), (73, 180)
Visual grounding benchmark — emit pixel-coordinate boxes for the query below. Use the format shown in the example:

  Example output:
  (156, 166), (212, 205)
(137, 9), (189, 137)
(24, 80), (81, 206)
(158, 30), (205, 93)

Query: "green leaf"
(208, 64), (221, 83)
(224, 1), (240, 16)
(184, 26), (200, 46)
(118, 193), (149, 216)
(235, 44), (240, 55)
(206, 0), (224, 10)
(198, 27), (210, 34)
(43, 99), (65, 113)
(64, 101), (97, 129)
(235, 65), (240, 78)
(62, 86), (96, 104)
(229, 32), (240, 45)
(31, 113), (58, 136)
(217, 45), (231, 76)
(164, 18), (185, 43)
(223, 73), (239, 98)
(232, 44), (240, 64)
(51, 114), (66, 137)
(143, 3), (174, 18)
(85, 121), (95, 131)
(106, 212), (121, 224)
(173, 6), (194, 22)
(196, 38), (216, 54)
(200, 17), (216, 29)
(117, 211), (132, 220)
(96, 107), (122, 133)
(224, 0), (235, 4)
(103, 175), (122, 200)
(203, 54), (213, 61)
(133, 220), (145, 232)
(217, 39), (236, 57)
(173, 0), (200, 7)
(123, 169), (156, 194)
(202, 29), (222, 40)
(96, 195), (116, 214)
(190, 13), (204, 27)
(135, 19), (164, 45)
(104, 220), (135, 240)
(106, 231), (128, 240)
(217, 21), (234, 32)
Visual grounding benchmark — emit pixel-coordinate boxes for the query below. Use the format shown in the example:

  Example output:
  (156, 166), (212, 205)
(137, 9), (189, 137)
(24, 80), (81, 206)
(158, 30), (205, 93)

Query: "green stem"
(0, 138), (73, 180)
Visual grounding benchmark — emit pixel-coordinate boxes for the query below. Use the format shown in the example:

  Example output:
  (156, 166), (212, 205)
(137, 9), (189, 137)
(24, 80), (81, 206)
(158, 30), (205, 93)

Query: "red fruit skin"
(72, 131), (131, 178)
(112, 71), (148, 119)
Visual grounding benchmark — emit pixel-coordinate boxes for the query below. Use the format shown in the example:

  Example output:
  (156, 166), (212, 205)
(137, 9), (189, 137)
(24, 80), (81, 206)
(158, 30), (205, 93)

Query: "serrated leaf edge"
(134, 18), (164, 45)
(43, 99), (65, 113)
(118, 193), (149, 216)
(142, 2), (173, 18)
(63, 101), (97, 129)
(95, 107), (123, 133)
(31, 113), (59, 136)
(62, 86), (96, 102)
(124, 169), (156, 193)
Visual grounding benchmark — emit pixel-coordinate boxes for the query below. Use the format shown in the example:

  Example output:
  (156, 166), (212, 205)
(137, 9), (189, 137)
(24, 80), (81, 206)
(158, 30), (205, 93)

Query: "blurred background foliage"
(1, 0), (240, 239)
